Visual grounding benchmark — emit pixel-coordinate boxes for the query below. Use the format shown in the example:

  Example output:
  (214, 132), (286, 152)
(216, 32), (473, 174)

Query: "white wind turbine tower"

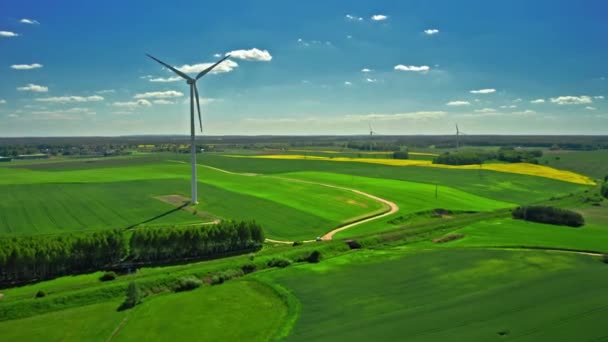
(368, 122), (377, 152)
(146, 53), (231, 204)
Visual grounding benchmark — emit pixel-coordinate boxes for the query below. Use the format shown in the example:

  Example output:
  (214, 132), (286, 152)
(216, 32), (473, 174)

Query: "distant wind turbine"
(146, 53), (231, 204)
(455, 123), (463, 150)
(369, 122), (377, 152)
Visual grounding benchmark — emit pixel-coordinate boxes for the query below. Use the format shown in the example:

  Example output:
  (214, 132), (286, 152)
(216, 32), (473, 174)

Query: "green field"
(260, 248), (608, 341)
(540, 150), (608, 180)
(1, 150), (607, 341)
(0, 280), (287, 341)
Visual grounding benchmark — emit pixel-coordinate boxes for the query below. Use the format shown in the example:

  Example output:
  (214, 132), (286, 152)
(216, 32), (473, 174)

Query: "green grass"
(0, 280), (288, 342)
(113, 280), (287, 341)
(540, 150), (608, 180)
(277, 171), (513, 237)
(0, 300), (127, 341)
(260, 248), (608, 341)
(200, 154), (589, 204)
(0, 158), (383, 240)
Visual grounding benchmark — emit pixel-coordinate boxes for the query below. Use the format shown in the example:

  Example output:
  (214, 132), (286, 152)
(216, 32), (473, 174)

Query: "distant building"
(16, 154), (50, 160)
(0, 156), (12, 162)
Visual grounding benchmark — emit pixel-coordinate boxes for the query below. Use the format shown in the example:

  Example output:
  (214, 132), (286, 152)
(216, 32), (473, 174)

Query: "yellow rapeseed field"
(233, 154), (595, 185)
(287, 149), (439, 157)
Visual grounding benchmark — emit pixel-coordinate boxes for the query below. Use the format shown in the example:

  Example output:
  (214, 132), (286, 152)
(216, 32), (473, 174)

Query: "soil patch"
(154, 195), (220, 223)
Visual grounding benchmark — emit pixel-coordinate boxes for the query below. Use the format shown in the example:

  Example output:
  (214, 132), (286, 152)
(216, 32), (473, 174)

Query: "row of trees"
(0, 230), (127, 284)
(512, 206), (584, 227)
(130, 221), (264, 262)
(602, 175), (608, 199)
(0, 221), (264, 285)
(432, 148), (543, 166)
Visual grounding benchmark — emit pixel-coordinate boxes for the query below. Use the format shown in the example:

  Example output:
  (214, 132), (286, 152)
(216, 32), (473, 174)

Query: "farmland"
(0, 143), (607, 341)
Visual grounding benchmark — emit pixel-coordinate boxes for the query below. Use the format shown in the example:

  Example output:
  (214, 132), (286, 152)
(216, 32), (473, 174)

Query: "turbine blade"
(196, 55), (231, 80)
(194, 84), (203, 133)
(146, 54), (192, 81)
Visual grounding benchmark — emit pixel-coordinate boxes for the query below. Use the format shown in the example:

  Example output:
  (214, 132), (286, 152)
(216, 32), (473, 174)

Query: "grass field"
(0, 280), (287, 341)
(1, 150), (606, 341)
(261, 248), (608, 341)
(277, 171), (513, 237)
(540, 150), (608, 180)
(0, 158), (384, 240)
(200, 154), (589, 204)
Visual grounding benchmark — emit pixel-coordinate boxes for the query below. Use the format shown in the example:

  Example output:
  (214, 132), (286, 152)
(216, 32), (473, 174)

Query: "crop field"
(1, 147), (607, 341)
(260, 248), (608, 341)
(0, 280), (287, 341)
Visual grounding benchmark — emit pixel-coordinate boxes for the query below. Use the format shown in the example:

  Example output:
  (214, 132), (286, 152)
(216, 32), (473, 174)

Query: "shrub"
(292, 241), (304, 247)
(210, 269), (244, 285)
(119, 281), (142, 310)
(267, 257), (292, 268)
(601, 183), (608, 199)
(602, 254), (608, 264)
(512, 206), (584, 227)
(241, 263), (256, 274)
(345, 240), (362, 249)
(306, 250), (322, 263)
(174, 276), (202, 292)
(35, 290), (47, 298)
(99, 271), (117, 282)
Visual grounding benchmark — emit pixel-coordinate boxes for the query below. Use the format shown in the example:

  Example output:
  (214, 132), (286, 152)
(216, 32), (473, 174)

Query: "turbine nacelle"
(187, 79), (196, 85)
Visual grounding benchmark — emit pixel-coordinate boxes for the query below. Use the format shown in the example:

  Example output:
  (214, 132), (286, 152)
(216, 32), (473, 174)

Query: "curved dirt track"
(199, 165), (399, 244)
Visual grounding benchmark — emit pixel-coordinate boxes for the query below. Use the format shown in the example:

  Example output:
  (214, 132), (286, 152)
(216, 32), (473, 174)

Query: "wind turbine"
(146, 53), (231, 204)
(455, 123), (467, 150)
(368, 122), (376, 152)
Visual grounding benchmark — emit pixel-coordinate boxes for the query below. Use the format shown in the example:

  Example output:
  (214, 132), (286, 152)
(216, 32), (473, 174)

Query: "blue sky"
(1, 0), (607, 136)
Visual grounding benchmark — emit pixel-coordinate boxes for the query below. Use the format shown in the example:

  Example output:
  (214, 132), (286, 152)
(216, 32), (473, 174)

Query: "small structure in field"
(16, 154), (49, 160)
(0, 156), (12, 162)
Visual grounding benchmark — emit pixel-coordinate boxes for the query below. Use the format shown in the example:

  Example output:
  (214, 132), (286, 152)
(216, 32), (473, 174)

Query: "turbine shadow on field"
(124, 203), (189, 229)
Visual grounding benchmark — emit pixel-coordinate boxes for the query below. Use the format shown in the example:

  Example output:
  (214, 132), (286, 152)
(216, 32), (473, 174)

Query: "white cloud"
(470, 88), (496, 94)
(345, 14), (363, 21)
(344, 81), (352, 86)
(140, 75), (153, 79)
(153, 99), (175, 105)
(424, 29), (439, 35)
(394, 65), (430, 72)
(213, 53), (222, 58)
(226, 48), (272, 62)
(550, 95), (592, 105)
(594, 95), (604, 100)
(446, 100), (470, 106)
(0, 99), (6, 104)
(346, 111), (446, 121)
(36, 95), (104, 103)
(513, 98), (522, 102)
(500, 105), (518, 109)
(177, 59), (238, 74)
(96, 89), (115, 94)
(346, 35), (353, 39)
(133, 91), (183, 99)
(361, 68), (372, 73)
(112, 99), (152, 108)
(17, 84), (48, 92)
(366, 78), (377, 83)
(10, 63), (43, 70)
(586, 106), (596, 111)
(8, 113), (19, 118)
(20, 18), (39, 25)
(512, 109), (536, 115)
(530, 98), (545, 104)
(0, 31), (19, 37)
(149, 76), (181, 83)
(474, 108), (496, 113)
(371, 14), (388, 21)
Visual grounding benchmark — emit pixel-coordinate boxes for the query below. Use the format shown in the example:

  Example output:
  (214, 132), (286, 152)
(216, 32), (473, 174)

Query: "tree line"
(129, 221), (264, 263)
(0, 221), (264, 286)
(432, 147), (543, 166)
